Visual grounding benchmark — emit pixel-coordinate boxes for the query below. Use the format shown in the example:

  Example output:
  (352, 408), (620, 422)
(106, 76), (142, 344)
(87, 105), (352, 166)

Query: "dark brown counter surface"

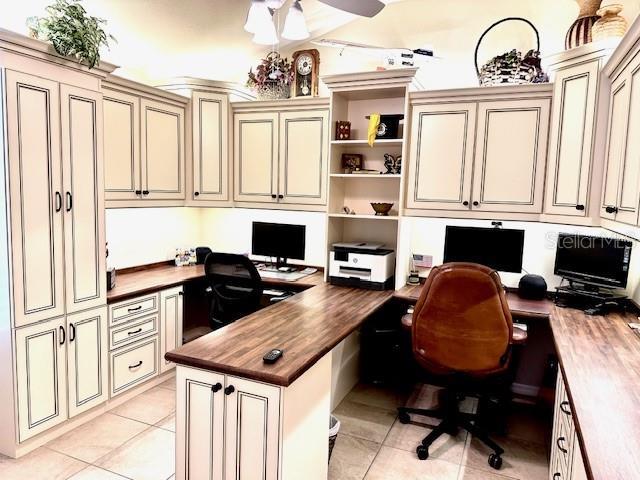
(165, 282), (393, 386)
(107, 263), (325, 303)
(550, 306), (640, 480)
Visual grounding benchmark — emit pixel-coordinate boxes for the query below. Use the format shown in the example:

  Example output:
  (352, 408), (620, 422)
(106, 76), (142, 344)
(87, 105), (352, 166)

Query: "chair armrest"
(511, 325), (528, 345)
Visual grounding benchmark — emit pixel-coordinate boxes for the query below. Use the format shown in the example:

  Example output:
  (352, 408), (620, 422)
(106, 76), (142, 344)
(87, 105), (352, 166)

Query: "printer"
(329, 242), (395, 290)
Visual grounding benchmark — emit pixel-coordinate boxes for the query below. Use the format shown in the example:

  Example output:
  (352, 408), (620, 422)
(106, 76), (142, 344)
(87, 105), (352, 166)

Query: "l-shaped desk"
(110, 263), (640, 480)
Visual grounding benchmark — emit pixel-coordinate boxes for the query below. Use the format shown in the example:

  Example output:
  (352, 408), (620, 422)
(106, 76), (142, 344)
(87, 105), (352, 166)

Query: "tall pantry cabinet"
(0, 29), (114, 457)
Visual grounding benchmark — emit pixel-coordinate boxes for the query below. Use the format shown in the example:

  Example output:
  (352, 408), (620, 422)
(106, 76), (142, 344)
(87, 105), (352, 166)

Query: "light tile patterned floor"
(0, 381), (550, 480)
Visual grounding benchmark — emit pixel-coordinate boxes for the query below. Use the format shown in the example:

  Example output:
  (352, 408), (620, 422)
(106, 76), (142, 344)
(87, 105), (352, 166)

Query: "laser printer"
(329, 242), (395, 290)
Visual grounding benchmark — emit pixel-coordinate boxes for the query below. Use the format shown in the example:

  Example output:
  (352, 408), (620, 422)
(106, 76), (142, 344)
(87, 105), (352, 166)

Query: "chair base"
(398, 391), (505, 470)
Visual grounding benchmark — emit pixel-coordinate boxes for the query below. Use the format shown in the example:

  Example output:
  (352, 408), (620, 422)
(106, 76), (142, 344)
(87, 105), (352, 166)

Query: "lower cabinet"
(14, 306), (108, 442)
(549, 372), (587, 480)
(160, 286), (184, 373)
(176, 367), (281, 480)
(110, 336), (159, 397)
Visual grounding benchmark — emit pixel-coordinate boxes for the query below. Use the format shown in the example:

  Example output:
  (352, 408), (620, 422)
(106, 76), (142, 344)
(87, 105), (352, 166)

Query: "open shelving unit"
(322, 68), (418, 288)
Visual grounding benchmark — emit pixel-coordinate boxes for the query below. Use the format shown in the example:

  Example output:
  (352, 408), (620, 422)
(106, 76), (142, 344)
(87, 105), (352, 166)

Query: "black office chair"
(204, 252), (264, 330)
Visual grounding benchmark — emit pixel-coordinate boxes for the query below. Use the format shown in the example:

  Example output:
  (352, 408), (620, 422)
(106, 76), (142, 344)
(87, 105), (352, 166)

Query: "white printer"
(329, 242), (395, 290)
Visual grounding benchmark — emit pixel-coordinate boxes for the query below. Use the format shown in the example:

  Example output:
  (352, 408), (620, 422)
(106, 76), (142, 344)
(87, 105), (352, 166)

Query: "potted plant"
(247, 52), (294, 100)
(27, 0), (115, 69)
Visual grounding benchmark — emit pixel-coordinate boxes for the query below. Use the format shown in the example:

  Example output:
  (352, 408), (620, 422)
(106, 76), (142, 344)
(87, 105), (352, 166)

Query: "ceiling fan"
(317, 0), (386, 18)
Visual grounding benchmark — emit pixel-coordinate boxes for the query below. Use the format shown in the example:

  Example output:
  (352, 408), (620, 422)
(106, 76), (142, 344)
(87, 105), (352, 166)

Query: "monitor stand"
(262, 257), (297, 273)
(554, 278), (627, 315)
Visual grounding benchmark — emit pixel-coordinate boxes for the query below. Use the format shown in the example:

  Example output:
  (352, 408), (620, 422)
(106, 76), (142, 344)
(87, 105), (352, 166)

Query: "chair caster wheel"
(488, 453), (502, 470)
(398, 412), (411, 424)
(416, 445), (429, 460)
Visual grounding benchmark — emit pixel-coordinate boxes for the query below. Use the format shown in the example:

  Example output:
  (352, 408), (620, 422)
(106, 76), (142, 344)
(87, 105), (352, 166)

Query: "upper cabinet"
(103, 77), (187, 206)
(406, 85), (551, 216)
(233, 99), (330, 209)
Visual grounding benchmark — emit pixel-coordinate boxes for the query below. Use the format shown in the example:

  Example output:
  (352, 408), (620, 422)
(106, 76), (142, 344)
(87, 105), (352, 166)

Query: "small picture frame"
(341, 153), (363, 173)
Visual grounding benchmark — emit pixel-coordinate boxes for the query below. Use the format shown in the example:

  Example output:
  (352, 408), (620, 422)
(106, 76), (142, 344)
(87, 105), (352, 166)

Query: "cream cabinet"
(159, 286), (184, 373)
(233, 101), (329, 207)
(103, 77), (187, 205)
(407, 87), (551, 215)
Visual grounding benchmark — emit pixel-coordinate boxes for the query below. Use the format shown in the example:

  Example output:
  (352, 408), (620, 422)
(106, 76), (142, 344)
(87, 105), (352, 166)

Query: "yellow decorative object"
(593, 3), (628, 42)
(367, 113), (380, 146)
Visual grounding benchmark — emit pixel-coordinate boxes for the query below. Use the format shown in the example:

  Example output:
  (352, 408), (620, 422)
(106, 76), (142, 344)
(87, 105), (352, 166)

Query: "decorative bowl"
(370, 202), (393, 216)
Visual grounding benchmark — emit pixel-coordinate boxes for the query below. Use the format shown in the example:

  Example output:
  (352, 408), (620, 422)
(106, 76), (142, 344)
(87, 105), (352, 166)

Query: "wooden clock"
(291, 49), (320, 97)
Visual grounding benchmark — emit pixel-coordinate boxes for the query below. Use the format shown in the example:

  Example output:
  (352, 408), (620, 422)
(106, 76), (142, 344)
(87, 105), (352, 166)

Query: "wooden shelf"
(330, 173), (401, 178)
(331, 139), (403, 146)
(328, 213), (399, 220)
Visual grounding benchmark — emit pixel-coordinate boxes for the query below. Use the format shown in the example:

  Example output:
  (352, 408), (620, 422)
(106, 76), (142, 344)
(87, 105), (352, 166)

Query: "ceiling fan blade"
(318, 0), (386, 17)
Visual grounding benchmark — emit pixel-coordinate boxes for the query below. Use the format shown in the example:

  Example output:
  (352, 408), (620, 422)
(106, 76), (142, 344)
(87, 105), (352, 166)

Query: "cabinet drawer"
(110, 337), (158, 397)
(110, 313), (158, 350)
(109, 293), (159, 326)
(555, 413), (574, 476)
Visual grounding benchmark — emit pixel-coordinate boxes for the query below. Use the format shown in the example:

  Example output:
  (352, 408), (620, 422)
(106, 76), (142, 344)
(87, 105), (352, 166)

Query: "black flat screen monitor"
(443, 226), (525, 273)
(251, 222), (306, 263)
(554, 233), (632, 288)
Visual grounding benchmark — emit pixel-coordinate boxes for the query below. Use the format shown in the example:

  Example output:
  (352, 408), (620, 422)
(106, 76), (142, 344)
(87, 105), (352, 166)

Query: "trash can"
(328, 415), (341, 462)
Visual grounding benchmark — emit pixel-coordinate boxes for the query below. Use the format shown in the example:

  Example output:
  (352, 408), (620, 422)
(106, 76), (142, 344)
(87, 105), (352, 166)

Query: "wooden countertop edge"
(107, 279), (190, 303)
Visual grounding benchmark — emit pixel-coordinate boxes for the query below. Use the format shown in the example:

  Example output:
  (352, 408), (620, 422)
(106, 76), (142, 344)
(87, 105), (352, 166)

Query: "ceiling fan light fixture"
(244, 0), (270, 34)
(252, 13), (280, 45)
(264, 0), (286, 9)
(282, 0), (309, 40)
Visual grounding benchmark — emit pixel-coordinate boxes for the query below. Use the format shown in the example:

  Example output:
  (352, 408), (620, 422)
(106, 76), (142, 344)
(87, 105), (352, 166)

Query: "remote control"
(263, 348), (284, 364)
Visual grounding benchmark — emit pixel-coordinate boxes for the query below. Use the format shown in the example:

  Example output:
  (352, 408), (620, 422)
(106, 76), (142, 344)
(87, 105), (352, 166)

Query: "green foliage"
(27, 0), (115, 69)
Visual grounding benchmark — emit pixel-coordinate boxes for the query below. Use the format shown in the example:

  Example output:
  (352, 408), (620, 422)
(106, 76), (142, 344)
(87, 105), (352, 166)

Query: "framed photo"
(341, 153), (363, 172)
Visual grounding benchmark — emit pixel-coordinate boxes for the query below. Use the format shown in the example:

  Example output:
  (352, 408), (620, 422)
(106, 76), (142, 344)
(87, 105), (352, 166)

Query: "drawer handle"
(224, 385), (235, 395)
(127, 328), (143, 336)
(128, 361), (143, 370)
(557, 436), (568, 454)
(212, 382), (222, 393)
(127, 306), (143, 312)
(560, 400), (571, 416)
(553, 473), (561, 480)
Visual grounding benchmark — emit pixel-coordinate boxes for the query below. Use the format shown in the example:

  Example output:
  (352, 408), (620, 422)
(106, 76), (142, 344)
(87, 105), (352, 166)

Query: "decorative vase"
(565, 0), (602, 49)
(592, 3), (628, 42)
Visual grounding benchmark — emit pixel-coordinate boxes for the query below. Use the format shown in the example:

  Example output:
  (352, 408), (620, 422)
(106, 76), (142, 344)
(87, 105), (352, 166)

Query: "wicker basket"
(255, 81), (291, 100)
(475, 17), (548, 87)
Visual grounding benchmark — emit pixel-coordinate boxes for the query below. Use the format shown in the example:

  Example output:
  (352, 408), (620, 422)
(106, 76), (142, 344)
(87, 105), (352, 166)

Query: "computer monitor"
(554, 233), (632, 289)
(251, 222), (306, 268)
(443, 226), (525, 273)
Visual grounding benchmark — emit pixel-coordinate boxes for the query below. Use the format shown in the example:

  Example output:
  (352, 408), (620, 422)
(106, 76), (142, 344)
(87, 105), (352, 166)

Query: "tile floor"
(0, 378), (550, 480)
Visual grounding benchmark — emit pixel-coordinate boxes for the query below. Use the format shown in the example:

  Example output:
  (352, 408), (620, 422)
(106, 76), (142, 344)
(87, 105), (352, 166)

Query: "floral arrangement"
(27, 0), (115, 69)
(247, 52), (294, 100)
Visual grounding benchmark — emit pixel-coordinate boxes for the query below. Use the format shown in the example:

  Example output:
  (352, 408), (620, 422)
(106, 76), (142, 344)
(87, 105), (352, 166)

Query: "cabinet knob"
(575, 204), (585, 211)
(472, 201), (479, 207)
(194, 192), (200, 197)
(142, 190), (150, 196)
(605, 205), (618, 214)
(212, 382), (222, 393)
(278, 194), (284, 199)
(135, 190), (142, 195)
(271, 194), (277, 199)
(224, 385), (235, 395)
(462, 201), (469, 206)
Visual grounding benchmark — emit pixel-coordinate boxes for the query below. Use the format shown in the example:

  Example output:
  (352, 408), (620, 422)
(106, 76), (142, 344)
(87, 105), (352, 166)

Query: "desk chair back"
(204, 252), (263, 329)
(412, 262), (513, 376)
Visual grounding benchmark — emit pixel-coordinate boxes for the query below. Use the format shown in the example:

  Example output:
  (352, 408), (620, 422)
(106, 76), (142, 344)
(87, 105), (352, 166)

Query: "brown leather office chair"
(398, 262), (526, 470)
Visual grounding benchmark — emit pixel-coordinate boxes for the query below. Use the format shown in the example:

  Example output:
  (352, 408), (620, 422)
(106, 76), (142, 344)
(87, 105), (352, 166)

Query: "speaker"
(518, 274), (547, 300)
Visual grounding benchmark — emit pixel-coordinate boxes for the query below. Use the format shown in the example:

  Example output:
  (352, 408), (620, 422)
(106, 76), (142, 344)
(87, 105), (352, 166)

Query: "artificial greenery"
(247, 52), (293, 90)
(27, 0), (115, 69)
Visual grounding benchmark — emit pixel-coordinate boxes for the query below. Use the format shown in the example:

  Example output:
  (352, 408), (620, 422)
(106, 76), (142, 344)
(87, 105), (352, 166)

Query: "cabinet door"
(141, 99), (186, 200)
(176, 366), (225, 480)
(406, 103), (476, 210)
(193, 91), (229, 201)
(60, 84), (107, 313)
(67, 306), (108, 417)
(234, 112), (279, 203)
(103, 89), (141, 200)
(278, 109), (329, 205)
(472, 98), (550, 213)
(14, 317), (68, 441)
(616, 61), (640, 225)
(545, 59), (600, 216)
(601, 76), (629, 220)
(5, 70), (66, 327)
(160, 286), (184, 373)
(224, 376), (281, 480)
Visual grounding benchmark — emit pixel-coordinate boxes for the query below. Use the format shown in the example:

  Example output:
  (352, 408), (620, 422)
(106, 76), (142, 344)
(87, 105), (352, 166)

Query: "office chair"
(398, 262), (527, 470)
(204, 252), (264, 330)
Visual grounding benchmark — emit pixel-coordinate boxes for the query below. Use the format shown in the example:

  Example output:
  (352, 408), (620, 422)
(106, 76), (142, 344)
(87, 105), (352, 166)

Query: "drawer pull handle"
(212, 382), (222, 393)
(128, 361), (143, 370)
(127, 306), (142, 312)
(553, 473), (561, 480)
(557, 436), (568, 454)
(224, 385), (235, 395)
(560, 401), (571, 416)
(127, 328), (143, 336)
